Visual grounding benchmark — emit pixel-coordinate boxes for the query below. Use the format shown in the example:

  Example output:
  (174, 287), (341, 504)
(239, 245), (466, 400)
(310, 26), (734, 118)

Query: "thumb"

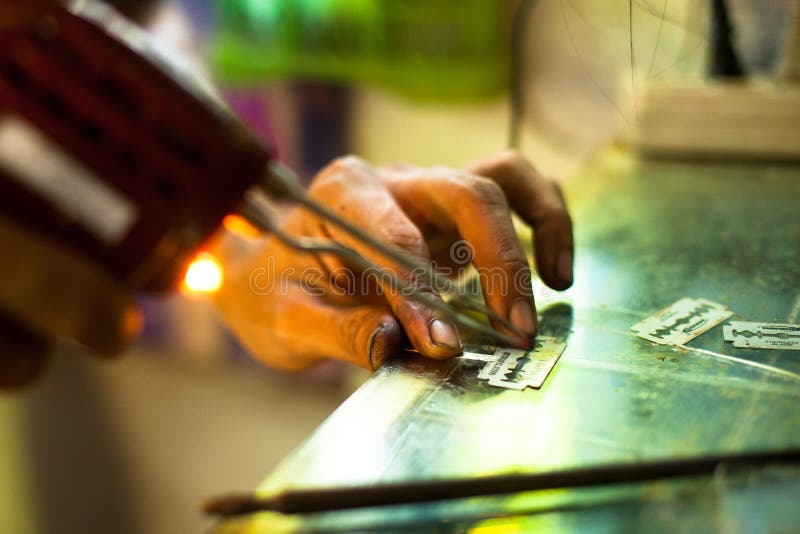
(218, 281), (405, 371)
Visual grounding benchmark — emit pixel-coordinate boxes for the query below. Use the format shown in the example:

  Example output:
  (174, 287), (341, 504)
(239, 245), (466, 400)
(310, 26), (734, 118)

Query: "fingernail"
(430, 319), (461, 349)
(556, 249), (573, 286)
(509, 299), (536, 335)
(367, 320), (402, 371)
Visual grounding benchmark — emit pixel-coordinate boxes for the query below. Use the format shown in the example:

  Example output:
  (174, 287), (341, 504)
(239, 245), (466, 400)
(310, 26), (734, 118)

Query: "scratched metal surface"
(217, 152), (800, 532)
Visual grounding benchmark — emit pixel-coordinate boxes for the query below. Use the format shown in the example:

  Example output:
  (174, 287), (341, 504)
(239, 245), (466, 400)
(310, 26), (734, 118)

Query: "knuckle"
(528, 180), (570, 226)
(460, 175), (507, 209)
(494, 238), (528, 271)
(311, 156), (369, 193)
(383, 225), (428, 259)
(340, 309), (368, 356)
(499, 148), (524, 165)
(308, 171), (344, 198)
(327, 154), (367, 173)
(536, 200), (571, 228)
(495, 149), (528, 175)
(429, 165), (455, 176)
(367, 203), (428, 258)
(406, 166), (455, 185)
(476, 225), (528, 270)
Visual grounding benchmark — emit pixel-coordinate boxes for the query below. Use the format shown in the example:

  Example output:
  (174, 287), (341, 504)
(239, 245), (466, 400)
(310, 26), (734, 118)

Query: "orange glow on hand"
(223, 214), (261, 239)
(182, 252), (223, 295)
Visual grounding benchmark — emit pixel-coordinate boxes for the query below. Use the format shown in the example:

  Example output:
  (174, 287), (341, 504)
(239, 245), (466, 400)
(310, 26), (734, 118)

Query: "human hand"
(214, 151), (573, 371)
(0, 215), (142, 388)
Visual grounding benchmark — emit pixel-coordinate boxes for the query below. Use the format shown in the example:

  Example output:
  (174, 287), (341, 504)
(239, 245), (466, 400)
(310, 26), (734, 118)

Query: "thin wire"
(267, 163), (528, 338)
(241, 183), (523, 347)
(559, 0), (631, 124)
(268, 229), (517, 345)
(646, 0), (669, 79)
(633, 0), (706, 39)
(565, 0), (614, 39)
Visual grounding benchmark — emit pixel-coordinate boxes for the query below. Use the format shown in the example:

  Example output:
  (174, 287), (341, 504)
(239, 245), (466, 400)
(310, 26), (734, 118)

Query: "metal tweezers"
(239, 161), (530, 348)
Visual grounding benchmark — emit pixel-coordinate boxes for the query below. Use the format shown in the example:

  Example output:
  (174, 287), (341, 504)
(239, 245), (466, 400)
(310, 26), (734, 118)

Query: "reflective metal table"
(216, 151), (800, 532)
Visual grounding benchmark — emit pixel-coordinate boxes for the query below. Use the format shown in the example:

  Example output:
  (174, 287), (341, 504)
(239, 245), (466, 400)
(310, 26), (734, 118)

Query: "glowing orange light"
(182, 252), (223, 294)
(223, 214), (261, 239)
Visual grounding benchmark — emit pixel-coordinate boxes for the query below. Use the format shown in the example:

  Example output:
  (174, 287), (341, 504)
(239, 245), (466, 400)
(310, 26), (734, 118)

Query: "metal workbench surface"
(216, 151), (800, 532)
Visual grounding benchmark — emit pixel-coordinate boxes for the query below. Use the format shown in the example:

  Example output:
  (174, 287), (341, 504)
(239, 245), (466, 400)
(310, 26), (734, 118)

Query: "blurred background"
(0, 0), (795, 531)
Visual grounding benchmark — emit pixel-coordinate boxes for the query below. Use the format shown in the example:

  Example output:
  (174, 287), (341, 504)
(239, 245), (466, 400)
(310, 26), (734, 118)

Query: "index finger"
(383, 168), (537, 347)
